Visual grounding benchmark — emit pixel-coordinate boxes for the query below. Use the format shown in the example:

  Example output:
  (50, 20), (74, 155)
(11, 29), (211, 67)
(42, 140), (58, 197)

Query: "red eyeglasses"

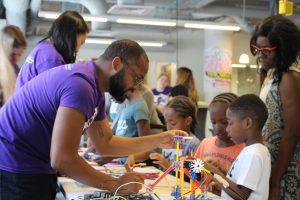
(251, 44), (276, 57)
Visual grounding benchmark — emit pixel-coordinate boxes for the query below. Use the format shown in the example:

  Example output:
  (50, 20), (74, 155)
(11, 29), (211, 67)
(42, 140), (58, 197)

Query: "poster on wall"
(204, 47), (232, 101)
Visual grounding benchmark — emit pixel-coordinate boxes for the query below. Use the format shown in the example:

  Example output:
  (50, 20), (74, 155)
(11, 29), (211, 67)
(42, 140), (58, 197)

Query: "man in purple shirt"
(0, 39), (186, 200)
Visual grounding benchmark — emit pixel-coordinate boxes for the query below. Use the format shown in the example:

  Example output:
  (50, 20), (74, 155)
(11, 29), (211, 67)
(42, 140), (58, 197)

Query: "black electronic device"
(83, 191), (153, 200)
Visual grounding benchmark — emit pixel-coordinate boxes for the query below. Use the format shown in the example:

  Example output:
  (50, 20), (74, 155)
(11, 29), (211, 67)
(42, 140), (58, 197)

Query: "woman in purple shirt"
(15, 10), (89, 90)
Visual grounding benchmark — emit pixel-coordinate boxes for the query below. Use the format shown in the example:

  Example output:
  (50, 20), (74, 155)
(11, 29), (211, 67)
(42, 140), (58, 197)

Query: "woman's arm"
(269, 71), (300, 199)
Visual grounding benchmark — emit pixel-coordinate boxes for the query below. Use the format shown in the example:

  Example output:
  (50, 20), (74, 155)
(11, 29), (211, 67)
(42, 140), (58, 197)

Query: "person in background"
(89, 84), (163, 165)
(170, 84), (188, 98)
(0, 25), (26, 107)
(0, 39), (187, 199)
(109, 88), (151, 164)
(15, 10), (89, 89)
(108, 84), (163, 133)
(206, 94), (271, 200)
(154, 84), (189, 125)
(127, 95), (200, 169)
(175, 66), (199, 107)
(250, 15), (300, 200)
(152, 72), (172, 110)
(194, 93), (244, 192)
(139, 84), (164, 131)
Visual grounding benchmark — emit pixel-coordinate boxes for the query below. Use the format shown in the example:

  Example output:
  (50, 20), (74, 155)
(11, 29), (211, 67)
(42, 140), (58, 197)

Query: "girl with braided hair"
(126, 95), (200, 169)
(195, 93), (245, 192)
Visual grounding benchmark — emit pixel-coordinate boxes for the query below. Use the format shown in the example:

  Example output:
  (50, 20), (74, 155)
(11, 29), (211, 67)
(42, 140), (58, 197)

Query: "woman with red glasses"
(250, 15), (300, 200)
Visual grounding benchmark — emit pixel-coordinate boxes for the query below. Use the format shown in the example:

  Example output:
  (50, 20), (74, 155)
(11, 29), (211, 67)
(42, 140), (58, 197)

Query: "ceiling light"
(231, 64), (257, 68)
(38, 11), (107, 22)
(85, 38), (166, 47)
(38, 11), (60, 19)
(137, 41), (166, 47)
(239, 53), (250, 64)
(117, 18), (176, 27)
(38, 11), (240, 31)
(184, 23), (240, 31)
(82, 15), (107, 22)
(85, 38), (114, 45)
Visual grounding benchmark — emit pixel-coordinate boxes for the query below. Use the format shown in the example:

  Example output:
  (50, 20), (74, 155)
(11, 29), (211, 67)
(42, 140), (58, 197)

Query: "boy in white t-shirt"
(205, 94), (271, 200)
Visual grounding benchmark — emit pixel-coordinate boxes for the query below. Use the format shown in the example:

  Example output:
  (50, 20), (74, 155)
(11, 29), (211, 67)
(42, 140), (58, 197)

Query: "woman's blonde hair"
(0, 25), (26, 102)
(175, 67), (199, 106)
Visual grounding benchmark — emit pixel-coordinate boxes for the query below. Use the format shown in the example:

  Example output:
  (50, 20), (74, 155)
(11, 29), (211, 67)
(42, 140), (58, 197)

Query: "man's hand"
(113, 172), (146, 194)
(158, 130), (188, 149)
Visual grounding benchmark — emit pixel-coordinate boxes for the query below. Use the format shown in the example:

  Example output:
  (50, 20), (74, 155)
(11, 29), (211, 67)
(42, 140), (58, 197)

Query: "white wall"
(177, 29), (205, 100)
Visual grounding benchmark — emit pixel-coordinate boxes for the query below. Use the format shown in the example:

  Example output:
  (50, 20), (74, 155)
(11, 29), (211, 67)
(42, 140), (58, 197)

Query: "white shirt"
(221, 143), (271, 200)
(259, 68), (274, 103)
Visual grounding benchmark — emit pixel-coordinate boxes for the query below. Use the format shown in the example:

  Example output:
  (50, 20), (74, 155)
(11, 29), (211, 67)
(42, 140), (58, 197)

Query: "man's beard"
(108, 69), (126, 103)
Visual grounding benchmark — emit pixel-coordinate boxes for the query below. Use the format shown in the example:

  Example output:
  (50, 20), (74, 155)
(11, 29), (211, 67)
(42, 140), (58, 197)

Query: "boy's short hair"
(228, 94), (268, 130)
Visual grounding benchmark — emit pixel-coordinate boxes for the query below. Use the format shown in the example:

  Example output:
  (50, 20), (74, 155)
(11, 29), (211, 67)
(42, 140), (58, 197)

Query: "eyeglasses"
(251, 44), (276, 57)
(124, 62), (144, 86)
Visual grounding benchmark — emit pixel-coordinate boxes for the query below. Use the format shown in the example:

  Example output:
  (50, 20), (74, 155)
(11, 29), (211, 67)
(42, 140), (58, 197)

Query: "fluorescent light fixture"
(137, 41), (166, 47)
(38, 11), (60, 19)
(38, 11), (240, 31)
(117, 18), (176, 27)
(231, 64), (257, 68)
(83, 15), (107, 22)
(85, 38), (114, 45)
(85, 38), (166, 47)
(38, 11), (107, 22)
(184, 23), (240, 31)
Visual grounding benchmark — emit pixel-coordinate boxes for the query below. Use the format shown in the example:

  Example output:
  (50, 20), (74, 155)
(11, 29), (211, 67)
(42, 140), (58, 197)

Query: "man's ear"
(243, 117), (253, 129)
(111, 57), (122, 72)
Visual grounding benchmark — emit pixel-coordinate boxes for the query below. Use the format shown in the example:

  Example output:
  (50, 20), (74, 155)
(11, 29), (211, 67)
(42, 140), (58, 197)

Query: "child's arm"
(136, 119), (151, 136)
(125, 152), (151, 167)
(149, 152), (172, 169)
(204, 162), (252, 200)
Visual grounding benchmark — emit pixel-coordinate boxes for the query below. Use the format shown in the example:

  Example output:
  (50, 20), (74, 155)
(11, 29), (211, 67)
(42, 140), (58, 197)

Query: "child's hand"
(124, 155), (135, 172)
(204, 161), (224, 176)
(208, 181), (222, 196)
(149, 153), (171, 169)
(205, 159), (226, 175)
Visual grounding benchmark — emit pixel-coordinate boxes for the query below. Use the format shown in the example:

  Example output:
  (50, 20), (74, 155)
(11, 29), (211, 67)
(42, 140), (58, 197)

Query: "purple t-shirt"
(15, 41), (65, 90)
(152, 87), (172, 107)
(0, 61), (105, 174)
